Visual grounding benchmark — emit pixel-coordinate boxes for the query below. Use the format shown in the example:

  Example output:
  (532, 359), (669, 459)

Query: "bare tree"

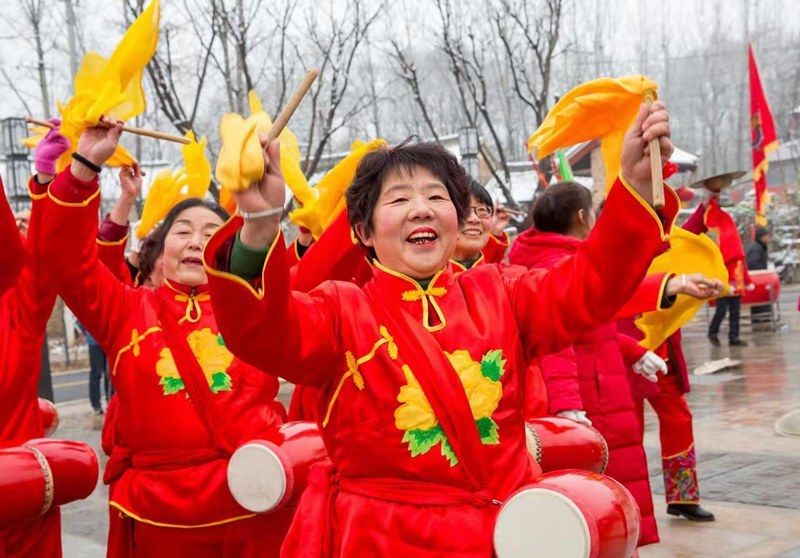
(62, 0), (80, 80)
(386, 40), (441, 142)
(491, 0), (566, 126)
(300, 0), (384, 176)
(436, 0), (516, 204)
(17, 0), (51, 117)
(123, 0), (216, 137)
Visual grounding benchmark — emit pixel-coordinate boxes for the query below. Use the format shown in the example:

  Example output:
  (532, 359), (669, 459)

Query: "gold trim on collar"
(373, 261), (448, 332)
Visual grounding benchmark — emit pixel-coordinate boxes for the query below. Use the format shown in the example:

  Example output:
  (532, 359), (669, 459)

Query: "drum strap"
(156, 297), (236, 456)
(365, 282), (490, 493)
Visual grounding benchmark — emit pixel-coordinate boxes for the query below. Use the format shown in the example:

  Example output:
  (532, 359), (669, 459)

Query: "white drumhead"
(227, 443), (287, 513)
(494, 487), (591, 558)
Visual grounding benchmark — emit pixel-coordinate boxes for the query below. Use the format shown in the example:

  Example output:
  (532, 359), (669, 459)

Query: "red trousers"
(636, 372), (700, 504)
(107, 507), (295, 558)
(0, 508), (61, 557)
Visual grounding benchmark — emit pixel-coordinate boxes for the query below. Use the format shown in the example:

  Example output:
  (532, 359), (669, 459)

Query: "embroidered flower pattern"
(395, 349), (505, 466)
(155, 328), (234, 396)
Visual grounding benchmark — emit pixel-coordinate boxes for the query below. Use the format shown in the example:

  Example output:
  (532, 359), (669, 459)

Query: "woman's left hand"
(491, 205), (511, 237)
(666, 273), (725, 300)
(620, 101), (674, 204)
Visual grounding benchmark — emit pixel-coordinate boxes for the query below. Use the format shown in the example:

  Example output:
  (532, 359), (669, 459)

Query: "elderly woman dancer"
(203, 102), (682, 557)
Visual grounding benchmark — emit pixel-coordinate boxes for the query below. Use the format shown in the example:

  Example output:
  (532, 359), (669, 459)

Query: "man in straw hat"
(691, 171), (753, 347)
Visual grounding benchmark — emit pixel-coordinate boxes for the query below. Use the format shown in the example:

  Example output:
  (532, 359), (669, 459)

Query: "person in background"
(705, 189), (754, 347)
(78, 322), (110, 415)
(746, 226), (772, 325)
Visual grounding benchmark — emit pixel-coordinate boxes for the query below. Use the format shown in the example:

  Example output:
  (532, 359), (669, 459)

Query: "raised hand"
(491, 205), (511, 237)
(119, 164), (143, 200)
(109, 164), (143, 227)
(34, 118), (70, 179)
(620, 101), (674, 204)
(665, 273), (725, 300)
(73, 117), (124, 179)
(235, 137), (286, 250)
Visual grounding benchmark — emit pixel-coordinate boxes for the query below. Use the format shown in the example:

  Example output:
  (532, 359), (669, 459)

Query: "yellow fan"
(136, 132), (211, 239)
(215, 90), (313, 202)
(23, 0), (160, 172)
(528, 75), (657, 192)
(635, 227), (729, 350)
(290, 138), (387, 239)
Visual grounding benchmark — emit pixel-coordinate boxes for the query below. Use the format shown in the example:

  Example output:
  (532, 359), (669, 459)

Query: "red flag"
(748, 43), (778, 223)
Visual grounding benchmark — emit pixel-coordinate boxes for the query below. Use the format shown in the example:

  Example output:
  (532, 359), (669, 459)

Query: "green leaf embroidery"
(480, 350), (506, 381)
(439, 437), (459, 466)
(160, 376), (185, 395)
(217, 334), (226, 347)
(476, 416), (500, 445)
(209, 371), (233, 393)
(403, 426), (444, 457)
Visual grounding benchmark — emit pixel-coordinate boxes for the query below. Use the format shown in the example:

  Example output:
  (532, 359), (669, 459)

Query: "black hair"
(469, 180), (493, 207)
(531, 181), (593, 234)
(345, 137), (471, 242)
(136, 198), (228, 284)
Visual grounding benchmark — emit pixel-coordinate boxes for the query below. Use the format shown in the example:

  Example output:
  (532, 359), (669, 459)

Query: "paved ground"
(56, 288), (800, 556)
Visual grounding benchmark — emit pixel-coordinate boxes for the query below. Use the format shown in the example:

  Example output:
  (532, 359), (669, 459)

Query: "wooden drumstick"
(25, 116), (190, 145)
(643, 89), (665, 209)
(264, 69), (319, 143)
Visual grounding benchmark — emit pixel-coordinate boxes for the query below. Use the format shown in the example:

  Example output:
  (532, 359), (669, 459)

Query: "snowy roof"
(769, 139), (800, 163)
(483, 163), (593, 204)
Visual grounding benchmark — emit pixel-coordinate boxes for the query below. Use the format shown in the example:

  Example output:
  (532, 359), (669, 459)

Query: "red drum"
(525, 417), (609, 474)
(38, 398), (59, 437)
(227, 421), (328, 513)
(494, 470), (640, 558)
(742, 270), (780, 305)
(0, 439), (99, 524)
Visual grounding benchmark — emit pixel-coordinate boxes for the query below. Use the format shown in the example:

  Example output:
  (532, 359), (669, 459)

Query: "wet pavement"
(640, 285), (800, 557)
(56, 288), (800, 556)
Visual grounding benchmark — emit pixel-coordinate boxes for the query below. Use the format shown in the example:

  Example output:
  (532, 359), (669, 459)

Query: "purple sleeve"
(97, 214), (129, 242)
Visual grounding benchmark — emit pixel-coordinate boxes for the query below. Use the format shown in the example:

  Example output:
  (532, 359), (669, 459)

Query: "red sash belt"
(104, 445), (224, 484)
(339, 475), (499, 507)
(305, 464), (500, 557)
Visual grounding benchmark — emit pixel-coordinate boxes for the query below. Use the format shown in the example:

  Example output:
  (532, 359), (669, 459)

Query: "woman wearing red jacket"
(508, 182), (721, 547)
(38, 120), (292, 558)
(203, 102), (679, 556)
(0, 123), (70, 557)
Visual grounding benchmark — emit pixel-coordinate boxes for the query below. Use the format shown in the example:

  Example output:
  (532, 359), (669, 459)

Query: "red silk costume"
(39, 168), (292, 557)
(619, 202), (710, 505)
(0, 180), (24, 293)
(0, 177), (62, 557)
(288, 218), (514, 422)
(205, 177), (677, 556)
(507, 222), (677, 546)
(704, 197), (751, 295)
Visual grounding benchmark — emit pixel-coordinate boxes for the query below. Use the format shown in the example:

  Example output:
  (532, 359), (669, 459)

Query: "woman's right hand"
(235, 137), (286, 250)
(556, 409), (592, 426)
(72, 117), (124, 180)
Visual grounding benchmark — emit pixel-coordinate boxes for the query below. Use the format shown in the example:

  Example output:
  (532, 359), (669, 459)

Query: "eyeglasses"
(471, 205), (493, 219)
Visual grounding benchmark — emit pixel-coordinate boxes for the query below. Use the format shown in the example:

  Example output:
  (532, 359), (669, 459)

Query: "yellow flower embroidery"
(155, 328), (235, 395)
(394, 349), (506, 466)
(395, 365), (437, 432)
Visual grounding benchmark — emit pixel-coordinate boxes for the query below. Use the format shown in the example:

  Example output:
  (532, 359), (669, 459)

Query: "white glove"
(632, 351), (667, 383)
(557, 410), (592, 426)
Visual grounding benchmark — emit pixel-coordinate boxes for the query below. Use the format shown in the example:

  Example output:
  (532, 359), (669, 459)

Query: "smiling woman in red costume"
(38, 119), (292, 558)
(0, 122), (72, 557)
(200, 101), (676, 556)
